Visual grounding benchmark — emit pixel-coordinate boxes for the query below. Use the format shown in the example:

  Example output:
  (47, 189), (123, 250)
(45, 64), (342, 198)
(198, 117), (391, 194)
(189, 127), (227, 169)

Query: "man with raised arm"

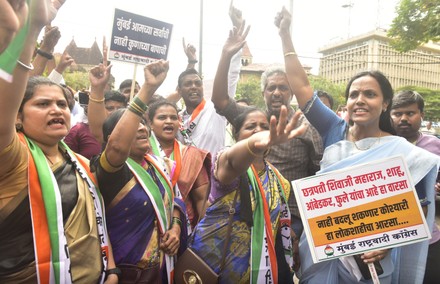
(175, 40), (234, 157)
(211, 4), (323, 257)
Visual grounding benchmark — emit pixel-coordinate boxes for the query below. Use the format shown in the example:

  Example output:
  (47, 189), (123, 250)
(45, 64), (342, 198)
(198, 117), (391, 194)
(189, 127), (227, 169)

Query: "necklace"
(45, 151), (63, 166)
(349, 128), (382, 151)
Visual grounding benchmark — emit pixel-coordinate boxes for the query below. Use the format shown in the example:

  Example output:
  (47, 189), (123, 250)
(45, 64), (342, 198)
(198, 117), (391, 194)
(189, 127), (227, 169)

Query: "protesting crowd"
(1, 0), (440, 283)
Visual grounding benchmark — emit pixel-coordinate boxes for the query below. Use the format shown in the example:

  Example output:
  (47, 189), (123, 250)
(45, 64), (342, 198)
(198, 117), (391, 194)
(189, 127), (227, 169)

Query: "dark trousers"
(423, 239), (440, 284)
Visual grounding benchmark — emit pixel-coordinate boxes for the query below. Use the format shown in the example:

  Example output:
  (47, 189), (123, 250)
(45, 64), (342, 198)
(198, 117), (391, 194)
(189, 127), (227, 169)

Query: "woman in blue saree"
(190, 104), (306, 284)
(89, 59), (186, 284)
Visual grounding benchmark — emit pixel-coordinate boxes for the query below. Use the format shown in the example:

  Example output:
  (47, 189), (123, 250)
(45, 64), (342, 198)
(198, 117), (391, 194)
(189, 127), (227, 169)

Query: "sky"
(50, 0), (401, 95)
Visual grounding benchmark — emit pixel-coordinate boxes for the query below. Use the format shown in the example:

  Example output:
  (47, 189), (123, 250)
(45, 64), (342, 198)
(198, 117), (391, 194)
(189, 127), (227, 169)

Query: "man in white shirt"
(176, 68), (228, 157)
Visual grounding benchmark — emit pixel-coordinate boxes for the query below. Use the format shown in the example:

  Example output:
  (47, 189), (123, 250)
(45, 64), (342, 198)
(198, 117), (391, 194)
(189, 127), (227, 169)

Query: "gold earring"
(16, 123), (23, 130)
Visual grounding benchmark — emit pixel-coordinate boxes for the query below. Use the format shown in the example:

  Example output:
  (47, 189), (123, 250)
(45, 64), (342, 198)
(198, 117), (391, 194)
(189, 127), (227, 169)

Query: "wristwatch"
(36, 48), (54, 60)
(106, 267), (122, 279)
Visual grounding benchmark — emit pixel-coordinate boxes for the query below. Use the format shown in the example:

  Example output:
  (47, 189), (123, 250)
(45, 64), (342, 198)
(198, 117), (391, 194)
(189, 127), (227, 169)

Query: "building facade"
(319, 29), (440, 89)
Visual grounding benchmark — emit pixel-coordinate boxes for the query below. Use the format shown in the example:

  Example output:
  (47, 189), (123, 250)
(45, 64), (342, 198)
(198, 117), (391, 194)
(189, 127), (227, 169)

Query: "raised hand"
(89, 37), (112, 93)
(143, 59), (169, 90)
(252, 106), (307, 150)
(48, 0), (66, 22)
(55, 48), (74, 73)
(222, 21), (250, 58)
(274, 6), (291, 35)
(182, 37), (197, 62)
(40, 25), (61, 53)
(229, 0), (243, 28)
(29, 0), (66, 32)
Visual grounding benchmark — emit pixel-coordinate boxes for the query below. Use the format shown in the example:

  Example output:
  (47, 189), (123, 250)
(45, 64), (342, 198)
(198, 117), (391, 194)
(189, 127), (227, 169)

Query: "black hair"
(105, 90), (127, 105)
(177, 68), (202, 88)
(147, 100), (179, 122)
(232, 107), (266, 141)
(62, 85), (75, 111)
(102, 109), (126, 144)
(236, 98), (251, 106)
(20, 76), (70, 113)
(118, 79), (140, 91)
(316, 90), (334, 109)
(102, 108), (149, 144)
(391, 90), (425, 113)
(345, 70), (395, 135)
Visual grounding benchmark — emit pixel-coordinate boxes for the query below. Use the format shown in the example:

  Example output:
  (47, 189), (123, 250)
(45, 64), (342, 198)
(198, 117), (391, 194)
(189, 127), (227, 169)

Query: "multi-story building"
(239, 43), (312, 84)
(319, 29), (440, 89)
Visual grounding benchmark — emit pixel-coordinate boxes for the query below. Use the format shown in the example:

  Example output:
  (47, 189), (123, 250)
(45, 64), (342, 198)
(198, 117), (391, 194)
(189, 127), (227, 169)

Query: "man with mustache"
(390, 90), (440, 283)
(210, 8), (323, 268)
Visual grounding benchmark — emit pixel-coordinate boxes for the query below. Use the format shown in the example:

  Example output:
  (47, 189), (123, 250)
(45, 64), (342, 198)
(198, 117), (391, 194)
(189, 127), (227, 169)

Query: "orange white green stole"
(18, 133), (108, 284)
(179, 99), (206, 146)
(149, 132), (181, 188)
(248, 165), (293, 284)
(126, 155), (175, 284)
(149, 134), (194, 234)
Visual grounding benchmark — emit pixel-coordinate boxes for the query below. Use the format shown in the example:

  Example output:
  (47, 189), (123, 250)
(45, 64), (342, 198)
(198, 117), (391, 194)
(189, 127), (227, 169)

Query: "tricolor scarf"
(18, 133), (108, 284)
(269, 165), (294, 271)
(149, 134), (193, 234)
(178, 99), (206, 146)
(247, 164), (293, 284)
(126, 155), (175, 284)
(149, 132), (181, 189)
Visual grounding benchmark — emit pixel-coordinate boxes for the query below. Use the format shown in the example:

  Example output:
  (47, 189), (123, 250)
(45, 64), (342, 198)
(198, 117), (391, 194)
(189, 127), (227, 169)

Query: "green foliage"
(63, 71), (90, 91)
(395, 85), (440, 120)
(388, 0), (440, 52)
(235, 77), (265, 109)
(309, 76), (346, 111)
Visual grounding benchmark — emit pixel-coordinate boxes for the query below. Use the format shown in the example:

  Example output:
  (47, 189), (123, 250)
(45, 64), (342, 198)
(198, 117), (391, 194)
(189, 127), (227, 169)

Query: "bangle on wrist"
(128, 97), (148, 118)
(188, 59), (198, 64)
(246, 139), (264, 157)
(16, 60), (34, 71)
(284, 51), (297, 57)
(133, 96), (148, 112)
(172, 217), (182, 227)
(36, 48), (54, 60)
(105, 267), (121, 279)
(89, 96), (105, 103)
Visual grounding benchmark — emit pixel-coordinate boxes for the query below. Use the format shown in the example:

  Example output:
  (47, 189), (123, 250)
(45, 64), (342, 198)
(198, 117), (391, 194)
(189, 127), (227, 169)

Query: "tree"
(64, 71), (90, 91)
(388, 0), (440, 52)
(236, 77), (265, 109)
(309, 76), (346, 111)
